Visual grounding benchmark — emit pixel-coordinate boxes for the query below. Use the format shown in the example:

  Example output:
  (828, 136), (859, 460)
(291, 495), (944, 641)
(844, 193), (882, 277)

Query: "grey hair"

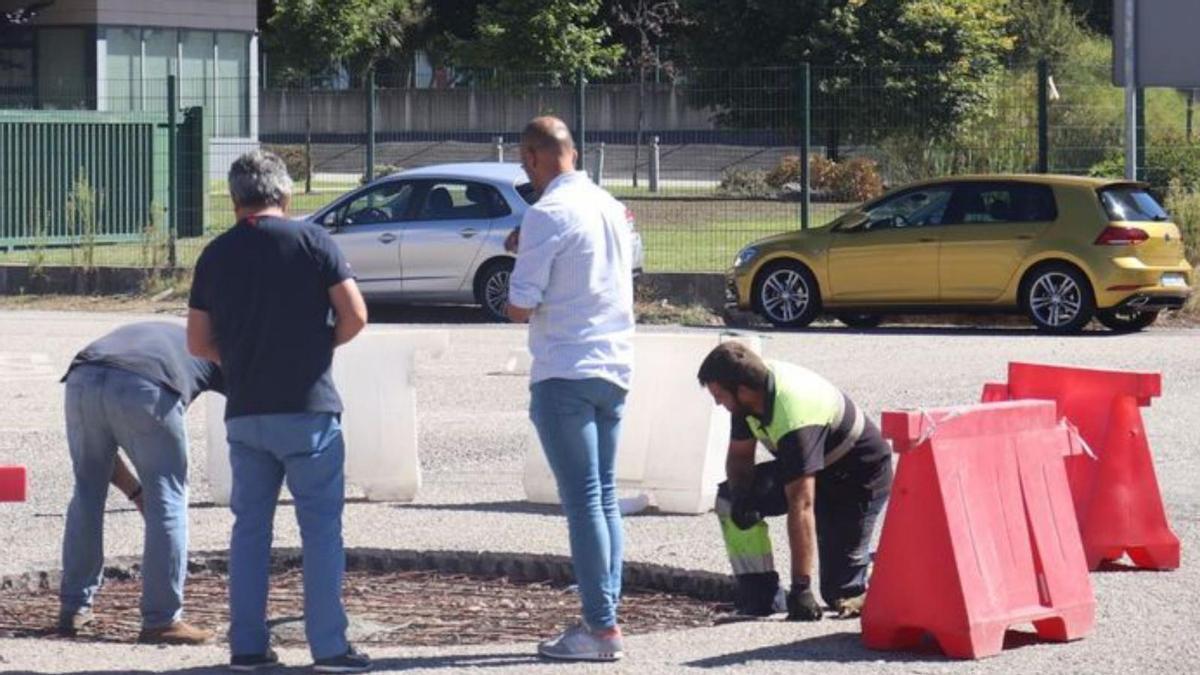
(228, 149), (293, 208)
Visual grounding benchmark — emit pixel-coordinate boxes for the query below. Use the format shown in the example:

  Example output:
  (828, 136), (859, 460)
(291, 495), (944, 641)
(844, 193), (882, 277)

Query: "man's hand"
(787, 582), (823, 622)
(729, 491), (762, 530)
(504, 227), (520, 253)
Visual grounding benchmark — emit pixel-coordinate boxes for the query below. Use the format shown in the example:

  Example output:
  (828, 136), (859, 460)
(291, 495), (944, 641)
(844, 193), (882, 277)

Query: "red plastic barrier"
(0, 465), (27, 502)
(862, 400), (1095, 659)
(982, 362), (1180, 570)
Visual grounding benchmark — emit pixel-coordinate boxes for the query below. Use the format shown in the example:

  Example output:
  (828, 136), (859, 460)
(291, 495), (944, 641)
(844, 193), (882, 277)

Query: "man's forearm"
(787, 502), (817, 581)
(726, 457), (755, 492)
(333, 314), (366, 346)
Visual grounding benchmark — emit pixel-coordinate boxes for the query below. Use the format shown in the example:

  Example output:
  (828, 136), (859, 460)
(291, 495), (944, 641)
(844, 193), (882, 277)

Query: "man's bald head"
(519, 115), (577, 191)
(522, 116), (575, 156)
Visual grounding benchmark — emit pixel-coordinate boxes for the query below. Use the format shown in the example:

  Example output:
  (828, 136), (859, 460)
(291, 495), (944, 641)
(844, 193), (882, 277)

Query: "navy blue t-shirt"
(188, 216), (354, 419)
(63, 322), (223, 405)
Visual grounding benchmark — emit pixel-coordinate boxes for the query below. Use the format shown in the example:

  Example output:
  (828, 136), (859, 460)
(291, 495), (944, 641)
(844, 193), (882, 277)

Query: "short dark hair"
(697, 341), (769, 392)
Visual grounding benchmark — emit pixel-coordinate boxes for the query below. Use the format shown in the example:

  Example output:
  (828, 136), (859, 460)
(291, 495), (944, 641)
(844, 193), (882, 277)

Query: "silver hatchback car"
(308, 162), (644, 320)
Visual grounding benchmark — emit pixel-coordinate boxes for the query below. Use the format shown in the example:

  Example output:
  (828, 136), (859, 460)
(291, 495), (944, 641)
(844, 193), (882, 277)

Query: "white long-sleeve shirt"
(507, 171), (635, 389)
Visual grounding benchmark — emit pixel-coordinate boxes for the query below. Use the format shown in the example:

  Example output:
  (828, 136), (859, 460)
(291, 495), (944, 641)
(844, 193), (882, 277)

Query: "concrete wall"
(261, 84), (718, 137)
(2, 0), (256, 31)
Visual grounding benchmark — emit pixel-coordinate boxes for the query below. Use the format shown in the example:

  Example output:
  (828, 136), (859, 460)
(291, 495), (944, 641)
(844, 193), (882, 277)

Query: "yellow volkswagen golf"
(727, 175), (1194, 333)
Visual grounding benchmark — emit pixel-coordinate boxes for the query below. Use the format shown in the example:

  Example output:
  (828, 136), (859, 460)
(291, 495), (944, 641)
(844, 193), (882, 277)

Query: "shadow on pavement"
(684, 628), (1058, 667)
(367, 303), (499, 325)
(8, 651), (543, 675)
(394, 499), (707, 519)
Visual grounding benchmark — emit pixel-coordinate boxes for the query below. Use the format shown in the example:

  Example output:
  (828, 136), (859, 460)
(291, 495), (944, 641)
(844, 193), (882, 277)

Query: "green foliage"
(1008, 0), (1090, 66)
(360, 164), (405, 185)
(717, 168), (773, 198)
(265, 144), (310, 183)
(267, 0), (427, 82)
(681, 0), (1015, 146)
(454, 0), (624, 80)
(1088, 135), (1200, 197)
(1165, 180), (1200, 264)
(65, 173), (99, 271)
(140, 201), (168, 271)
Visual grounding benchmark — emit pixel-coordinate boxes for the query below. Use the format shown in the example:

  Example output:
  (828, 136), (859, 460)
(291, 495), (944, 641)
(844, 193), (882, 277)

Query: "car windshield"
(1100, 187), (1169, 222)
(516, 182), (539, 205)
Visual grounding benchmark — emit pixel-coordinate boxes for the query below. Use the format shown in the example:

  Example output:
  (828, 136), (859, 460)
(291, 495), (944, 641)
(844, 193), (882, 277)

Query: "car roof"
(902, 173), (1143, 190)
(387, 162), (529, 185)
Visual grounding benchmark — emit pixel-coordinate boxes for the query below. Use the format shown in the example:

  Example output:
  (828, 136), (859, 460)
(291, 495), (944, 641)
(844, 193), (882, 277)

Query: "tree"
(266, 0), (427, 191)
(613, 0), (691, 187)
(454, 0), (624, 82)
(1009, 0), (1091, 66)
(680, 0), (1015, 158)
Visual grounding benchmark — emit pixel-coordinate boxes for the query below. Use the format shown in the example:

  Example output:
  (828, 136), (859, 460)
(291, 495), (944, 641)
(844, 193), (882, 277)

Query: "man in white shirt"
(506, 116), (635, 662)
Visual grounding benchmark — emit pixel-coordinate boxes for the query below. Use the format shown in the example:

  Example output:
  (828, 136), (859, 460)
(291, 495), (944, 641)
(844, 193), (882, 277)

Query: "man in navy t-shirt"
(187, 150), (370, 673)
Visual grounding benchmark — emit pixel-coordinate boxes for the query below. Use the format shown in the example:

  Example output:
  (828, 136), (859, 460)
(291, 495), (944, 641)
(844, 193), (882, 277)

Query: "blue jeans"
(225, 413), (348, 660)
(529, 377), (627, 630)
(61, 365), (190, 629)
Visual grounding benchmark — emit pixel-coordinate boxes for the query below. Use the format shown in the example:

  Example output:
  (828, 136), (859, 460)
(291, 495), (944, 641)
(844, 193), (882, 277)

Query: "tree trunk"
(305, 82), (313, 195)
(633, 64), (646, 188)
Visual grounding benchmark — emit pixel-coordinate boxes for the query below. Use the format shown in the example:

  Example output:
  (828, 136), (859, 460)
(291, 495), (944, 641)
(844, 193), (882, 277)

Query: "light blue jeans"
(61, 365), (190, 629)
(225, 412), (348, 660)
(529, 377), (627, 630)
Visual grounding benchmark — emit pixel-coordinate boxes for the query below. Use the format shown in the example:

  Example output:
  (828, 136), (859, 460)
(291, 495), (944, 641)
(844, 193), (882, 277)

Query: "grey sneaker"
(537, 622), (624, 662)
(56, 608), (93, 637)
(313, 645), (371, 673)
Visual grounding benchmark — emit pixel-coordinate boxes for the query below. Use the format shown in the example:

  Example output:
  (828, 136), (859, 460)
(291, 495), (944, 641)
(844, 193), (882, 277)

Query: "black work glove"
(729, 491), (762, 530)
(786, 581), (823, 622)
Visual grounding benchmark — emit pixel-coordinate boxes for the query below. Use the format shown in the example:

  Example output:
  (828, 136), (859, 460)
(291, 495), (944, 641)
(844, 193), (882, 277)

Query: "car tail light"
(1094, 225), (1149, 246)
(625, 206), (637, 230)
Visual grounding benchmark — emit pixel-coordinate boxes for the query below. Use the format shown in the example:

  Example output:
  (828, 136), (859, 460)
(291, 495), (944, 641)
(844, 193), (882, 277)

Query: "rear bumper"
(1094, 260), (1193, 307)
(1113, 292), (1190, 312)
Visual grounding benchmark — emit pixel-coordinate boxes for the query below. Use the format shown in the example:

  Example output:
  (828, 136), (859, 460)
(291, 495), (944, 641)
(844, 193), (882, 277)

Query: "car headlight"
(733, 246), (759, 268)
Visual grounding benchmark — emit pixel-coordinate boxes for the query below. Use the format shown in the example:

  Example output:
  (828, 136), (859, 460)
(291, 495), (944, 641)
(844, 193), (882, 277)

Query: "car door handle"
(459, 228), (478, 239)
(378, 233), (397, 244)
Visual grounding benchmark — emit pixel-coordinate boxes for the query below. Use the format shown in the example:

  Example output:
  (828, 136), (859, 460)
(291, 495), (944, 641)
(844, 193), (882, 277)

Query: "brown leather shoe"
(137, 620), (215, 645)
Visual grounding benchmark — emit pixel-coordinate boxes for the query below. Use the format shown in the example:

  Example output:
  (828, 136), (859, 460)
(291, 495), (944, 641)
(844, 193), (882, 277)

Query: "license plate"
(1162, 273), (1188, 288)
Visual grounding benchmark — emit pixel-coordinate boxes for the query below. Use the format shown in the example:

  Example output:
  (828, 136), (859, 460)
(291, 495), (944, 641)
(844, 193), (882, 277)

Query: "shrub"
(764, 154), (884, 203)
(1165, 179), (1200, 264)
(717, 168), (774, 198)
(265, 144), (309, 183)
(1088, 135), (1200, 197)
(360, 164), (404, 185)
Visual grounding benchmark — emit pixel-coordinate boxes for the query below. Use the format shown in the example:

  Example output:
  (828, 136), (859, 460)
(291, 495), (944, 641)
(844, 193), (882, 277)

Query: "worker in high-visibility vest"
(697, 341), (893, 619)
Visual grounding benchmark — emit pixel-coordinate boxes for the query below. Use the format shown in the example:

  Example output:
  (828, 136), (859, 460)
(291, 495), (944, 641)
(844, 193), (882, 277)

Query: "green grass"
(1, 196), (839, 272)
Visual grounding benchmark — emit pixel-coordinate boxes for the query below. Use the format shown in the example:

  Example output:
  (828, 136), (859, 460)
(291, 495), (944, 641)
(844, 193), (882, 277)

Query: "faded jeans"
(529, 377), (627, 630)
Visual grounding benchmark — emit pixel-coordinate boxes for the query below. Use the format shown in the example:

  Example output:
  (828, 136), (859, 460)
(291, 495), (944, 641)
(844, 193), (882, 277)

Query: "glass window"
(103, 27), (141, 112)
(37, 28), (89, 109)
(946, 183), (1058, 224)
(415, 181), (508, 220)
(338, 182), (415, 226)
(860, 186), (954, 231)
(216, 32), (249, 137)
(143, 28), (178, 115)
(516, 182), (539, 205)
(181, 31), (214, 128)
(0, 28), (35, 107)
(1100, 187), (1169, 222)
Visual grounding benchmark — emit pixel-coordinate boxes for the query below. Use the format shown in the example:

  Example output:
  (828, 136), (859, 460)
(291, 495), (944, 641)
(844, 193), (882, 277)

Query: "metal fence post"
(593, 141), (605, 186)
(167, 74), (178, 268)
(1037, 58), (1049, 174)
(649, 136), (660, 192)
(1136, 87), (1146, 180)
(575, 69), (586, 171)
(799, 63), (811, 230)
(366, 70), (376, 182)
(495, 136), (504, 162)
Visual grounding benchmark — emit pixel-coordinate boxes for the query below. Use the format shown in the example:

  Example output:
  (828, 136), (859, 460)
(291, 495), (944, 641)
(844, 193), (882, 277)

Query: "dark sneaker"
(230, 648), (280, 672)
(138, 620), (215, 645)
(313, 645), (371, 673)
(56, 608), (93, 637)
(537, 622), (624, 662)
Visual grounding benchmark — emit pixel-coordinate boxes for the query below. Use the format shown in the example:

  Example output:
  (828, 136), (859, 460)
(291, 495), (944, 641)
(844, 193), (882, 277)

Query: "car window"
(516, 182), (539, 205)
(861, 186), (953, 231)
(944, 183), (1057, 224)
(414, 181), (509, 220)
(1099, 187), (1169, 222)
(339, 182), (415, 227)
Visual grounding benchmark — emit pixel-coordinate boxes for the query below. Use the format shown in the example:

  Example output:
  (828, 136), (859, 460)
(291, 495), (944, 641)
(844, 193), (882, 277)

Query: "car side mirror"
(835, 214), (869, 232)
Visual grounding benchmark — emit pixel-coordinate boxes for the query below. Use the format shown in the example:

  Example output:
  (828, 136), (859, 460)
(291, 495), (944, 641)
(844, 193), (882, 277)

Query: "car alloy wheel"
(1022, 263), (1095, 333)
(754, 262), (821, 328)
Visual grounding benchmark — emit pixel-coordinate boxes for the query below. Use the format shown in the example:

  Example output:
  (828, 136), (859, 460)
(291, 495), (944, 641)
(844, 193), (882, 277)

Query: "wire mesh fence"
(2, 61), (1199, 274)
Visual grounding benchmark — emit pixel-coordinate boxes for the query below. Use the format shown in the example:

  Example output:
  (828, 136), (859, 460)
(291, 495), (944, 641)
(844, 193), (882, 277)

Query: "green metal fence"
(0, 102), (207, 253)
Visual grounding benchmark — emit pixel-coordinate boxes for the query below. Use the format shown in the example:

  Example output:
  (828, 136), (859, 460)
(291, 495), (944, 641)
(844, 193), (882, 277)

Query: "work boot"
(56, 608), (93, 637)
(733, 571), (783, 616)
(137, 620), (215, 645)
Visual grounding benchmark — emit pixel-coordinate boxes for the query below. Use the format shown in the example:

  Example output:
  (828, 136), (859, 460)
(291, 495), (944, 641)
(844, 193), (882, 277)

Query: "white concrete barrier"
(205, 328), (449, 505)
(521, 331), (763, 514)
